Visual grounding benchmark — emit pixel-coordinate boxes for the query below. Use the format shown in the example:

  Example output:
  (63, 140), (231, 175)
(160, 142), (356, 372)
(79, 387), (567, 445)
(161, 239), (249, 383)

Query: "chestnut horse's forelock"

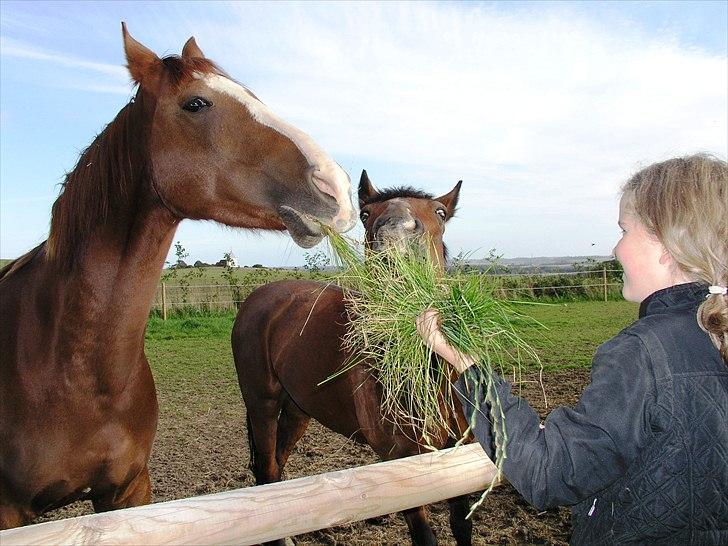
(44, 55), (225, 273)
(160, 56), (223, 91)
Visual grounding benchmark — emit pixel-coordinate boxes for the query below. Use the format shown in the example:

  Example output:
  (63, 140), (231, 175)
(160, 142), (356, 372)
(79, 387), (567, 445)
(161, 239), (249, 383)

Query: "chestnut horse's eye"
(182, 97), (213, 113)
(435, 208), (447, 220)
(360, 211), (370, 222)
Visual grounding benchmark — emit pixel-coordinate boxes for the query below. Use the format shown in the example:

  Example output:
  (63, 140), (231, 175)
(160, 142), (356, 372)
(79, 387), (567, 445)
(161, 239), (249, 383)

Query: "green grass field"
(144, 299), (639, 401)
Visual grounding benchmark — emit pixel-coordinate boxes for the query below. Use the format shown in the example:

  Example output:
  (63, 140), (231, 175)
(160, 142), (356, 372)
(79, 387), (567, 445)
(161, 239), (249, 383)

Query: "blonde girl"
(418, 154), (727, 544)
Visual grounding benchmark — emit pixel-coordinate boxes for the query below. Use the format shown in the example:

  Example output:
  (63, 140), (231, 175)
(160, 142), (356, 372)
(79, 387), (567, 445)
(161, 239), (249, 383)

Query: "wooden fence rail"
(0, 444), (498, 546)
(152, 268), (623, 318)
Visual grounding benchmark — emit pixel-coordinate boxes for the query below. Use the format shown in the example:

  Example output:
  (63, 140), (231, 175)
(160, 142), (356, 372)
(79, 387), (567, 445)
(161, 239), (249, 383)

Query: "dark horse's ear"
(436, 180), (462, 221)
(122, 22), (162, 91)
(182, 36), (205, 59)
(358, 170), (379, 208)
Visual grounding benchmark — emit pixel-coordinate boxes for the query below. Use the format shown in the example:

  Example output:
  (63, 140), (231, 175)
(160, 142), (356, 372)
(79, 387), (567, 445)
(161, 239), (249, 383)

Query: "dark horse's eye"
(360, 211), (370, 222)
(182, 97), (213, 113)
(436, 208), (447, 220)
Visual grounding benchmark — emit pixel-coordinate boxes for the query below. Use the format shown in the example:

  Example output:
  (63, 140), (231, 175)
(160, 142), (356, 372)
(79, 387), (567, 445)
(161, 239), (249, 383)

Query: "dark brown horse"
(0, 25), (356, 529)
(232, 171), (471, 546)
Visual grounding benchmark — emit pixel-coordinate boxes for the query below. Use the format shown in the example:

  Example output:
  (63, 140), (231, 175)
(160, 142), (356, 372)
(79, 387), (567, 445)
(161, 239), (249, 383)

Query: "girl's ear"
(658, 244), (674, 266)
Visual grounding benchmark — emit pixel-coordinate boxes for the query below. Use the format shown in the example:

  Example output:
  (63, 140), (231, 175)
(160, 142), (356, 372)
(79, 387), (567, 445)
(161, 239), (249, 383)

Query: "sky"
(1, 1), (726, 267)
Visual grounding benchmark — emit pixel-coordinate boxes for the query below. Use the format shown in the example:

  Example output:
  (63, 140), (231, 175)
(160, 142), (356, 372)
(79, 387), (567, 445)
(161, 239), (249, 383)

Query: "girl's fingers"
(416, 308), (441, 340)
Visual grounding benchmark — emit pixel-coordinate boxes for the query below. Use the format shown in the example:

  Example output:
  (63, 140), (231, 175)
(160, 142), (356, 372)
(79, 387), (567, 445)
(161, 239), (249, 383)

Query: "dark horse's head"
(357, 170), (461, 270)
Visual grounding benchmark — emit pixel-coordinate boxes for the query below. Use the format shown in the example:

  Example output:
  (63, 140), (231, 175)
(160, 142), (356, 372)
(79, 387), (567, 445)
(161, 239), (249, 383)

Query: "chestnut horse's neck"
(44, 92), (180, 389)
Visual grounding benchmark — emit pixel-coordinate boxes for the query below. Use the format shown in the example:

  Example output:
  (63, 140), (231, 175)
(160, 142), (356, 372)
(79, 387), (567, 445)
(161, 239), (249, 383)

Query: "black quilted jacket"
(456, 283), (728, 544)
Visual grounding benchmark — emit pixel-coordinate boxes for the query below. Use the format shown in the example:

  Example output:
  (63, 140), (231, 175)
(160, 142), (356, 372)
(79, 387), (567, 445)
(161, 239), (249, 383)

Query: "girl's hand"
(416, 308), (476, 374)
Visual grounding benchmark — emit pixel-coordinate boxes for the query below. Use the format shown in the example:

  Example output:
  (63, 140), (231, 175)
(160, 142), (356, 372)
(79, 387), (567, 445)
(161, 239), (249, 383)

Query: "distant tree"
(303, 251), (330, 275)
(222, 252), (244, 310)
(252, 264), (264, 268)
(172, 241), (189, 269)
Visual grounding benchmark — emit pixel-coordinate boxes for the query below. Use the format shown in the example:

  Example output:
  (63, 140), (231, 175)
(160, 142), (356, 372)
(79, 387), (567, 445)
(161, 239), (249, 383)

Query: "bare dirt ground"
(38, 368), (589, 545)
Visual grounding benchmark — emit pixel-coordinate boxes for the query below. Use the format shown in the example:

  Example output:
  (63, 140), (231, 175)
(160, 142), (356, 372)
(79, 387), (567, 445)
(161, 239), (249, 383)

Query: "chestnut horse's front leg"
(91, 464), (151, 513)
(0, 504), (32, 530)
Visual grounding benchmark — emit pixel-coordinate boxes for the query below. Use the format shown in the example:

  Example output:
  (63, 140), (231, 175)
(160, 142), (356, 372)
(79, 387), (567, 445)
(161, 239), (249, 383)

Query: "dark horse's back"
(232, 280), (369, 443)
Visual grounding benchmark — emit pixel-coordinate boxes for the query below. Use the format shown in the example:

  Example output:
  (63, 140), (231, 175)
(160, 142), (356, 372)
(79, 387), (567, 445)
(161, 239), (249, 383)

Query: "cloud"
(0, 2), (725, 264)
(0, 36), (127, 78)
(180, 2), (724, 259)
(0, 36), (130, 94)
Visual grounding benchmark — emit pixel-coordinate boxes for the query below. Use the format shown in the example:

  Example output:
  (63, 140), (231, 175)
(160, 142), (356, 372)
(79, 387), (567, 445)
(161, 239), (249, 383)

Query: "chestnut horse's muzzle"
(278, 164), (356, 248)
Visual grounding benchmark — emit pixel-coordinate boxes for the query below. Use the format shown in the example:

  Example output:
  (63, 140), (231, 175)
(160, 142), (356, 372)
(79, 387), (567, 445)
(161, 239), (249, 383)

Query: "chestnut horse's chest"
(2, 400), (156, 509)
(0, 342), (158, 510)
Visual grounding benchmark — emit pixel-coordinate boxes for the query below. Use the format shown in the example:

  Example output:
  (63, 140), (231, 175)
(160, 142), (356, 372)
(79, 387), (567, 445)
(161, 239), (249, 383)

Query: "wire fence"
(152, 268), (623, 319)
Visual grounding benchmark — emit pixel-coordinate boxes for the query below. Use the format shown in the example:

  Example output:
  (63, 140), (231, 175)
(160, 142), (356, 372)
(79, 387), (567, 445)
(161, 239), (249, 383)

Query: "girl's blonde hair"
(622, 154), (728, 363)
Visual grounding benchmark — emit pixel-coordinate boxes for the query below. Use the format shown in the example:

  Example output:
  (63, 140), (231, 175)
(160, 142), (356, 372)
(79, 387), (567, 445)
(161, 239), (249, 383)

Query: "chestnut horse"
(232, 171), (471, 546)
(0, 25), (356, 529)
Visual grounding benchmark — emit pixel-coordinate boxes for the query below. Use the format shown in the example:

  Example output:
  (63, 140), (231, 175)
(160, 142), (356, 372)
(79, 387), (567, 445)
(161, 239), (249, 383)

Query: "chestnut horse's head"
(357, 170), (461, 270)
(122, 24), (355, 247)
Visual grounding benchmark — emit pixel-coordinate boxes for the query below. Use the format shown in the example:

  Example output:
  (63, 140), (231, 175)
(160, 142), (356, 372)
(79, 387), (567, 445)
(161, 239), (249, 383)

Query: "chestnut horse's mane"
(2, 55), (224, 278)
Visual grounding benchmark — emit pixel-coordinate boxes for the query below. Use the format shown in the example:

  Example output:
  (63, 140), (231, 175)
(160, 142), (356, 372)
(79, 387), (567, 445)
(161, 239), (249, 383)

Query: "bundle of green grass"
(323, 228), (541, 510)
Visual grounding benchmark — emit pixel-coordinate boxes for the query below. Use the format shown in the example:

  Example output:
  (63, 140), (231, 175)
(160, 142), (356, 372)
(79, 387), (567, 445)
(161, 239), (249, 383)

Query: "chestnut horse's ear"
(358, 170), (379, 208)
(182, 36), (205, 59)
(122, 22), (162, 90)
(436, 180), (462, 220)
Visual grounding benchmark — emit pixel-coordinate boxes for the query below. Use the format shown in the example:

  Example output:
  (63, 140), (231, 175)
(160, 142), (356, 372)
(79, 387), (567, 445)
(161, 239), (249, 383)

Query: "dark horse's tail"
(246, 413), (257, 475)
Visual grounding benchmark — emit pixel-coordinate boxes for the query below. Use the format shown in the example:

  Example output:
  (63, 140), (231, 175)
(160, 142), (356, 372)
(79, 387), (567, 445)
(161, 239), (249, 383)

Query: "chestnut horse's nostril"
(306, 165), (356, 233)
(334, 214), (355, 231)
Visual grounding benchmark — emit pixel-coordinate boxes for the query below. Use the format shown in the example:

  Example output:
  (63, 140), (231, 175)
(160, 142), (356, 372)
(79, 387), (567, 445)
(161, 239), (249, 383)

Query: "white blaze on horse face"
(200, 73), (356, 232)
(387, 199), (417, 231)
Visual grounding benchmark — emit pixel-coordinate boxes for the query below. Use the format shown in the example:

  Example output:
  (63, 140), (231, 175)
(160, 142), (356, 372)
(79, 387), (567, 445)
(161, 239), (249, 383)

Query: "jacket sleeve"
(454, 332), (655, 510)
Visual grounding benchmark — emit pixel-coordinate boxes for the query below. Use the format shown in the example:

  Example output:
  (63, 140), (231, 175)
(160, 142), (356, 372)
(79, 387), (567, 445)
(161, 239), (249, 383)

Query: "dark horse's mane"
(361, 186), (435, 206)
(1, 56), (222, 279)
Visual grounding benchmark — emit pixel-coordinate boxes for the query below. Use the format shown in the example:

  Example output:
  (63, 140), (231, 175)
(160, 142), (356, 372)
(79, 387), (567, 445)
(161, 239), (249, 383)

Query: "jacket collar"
(639, 282), (708, 318)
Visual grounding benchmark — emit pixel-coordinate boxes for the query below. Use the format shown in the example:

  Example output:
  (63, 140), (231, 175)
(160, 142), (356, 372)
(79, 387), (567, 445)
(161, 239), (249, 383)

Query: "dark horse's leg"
(444, 436), (472, 546)
(448, 494), (472, 546)
(246, 395), (284, 486)
(402, 505), (438, 546)
(275, 395), (311, 471)
(248, 393), (310, 546)
(246, 396), (290, 546)
(367, 435), (438, 546)
(91, 464), (151, 512)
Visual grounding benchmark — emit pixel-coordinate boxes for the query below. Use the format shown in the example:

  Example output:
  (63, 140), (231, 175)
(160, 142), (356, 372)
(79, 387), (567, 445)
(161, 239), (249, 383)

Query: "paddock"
(0, 445), (499, 545)
(3, 301), (638, 544)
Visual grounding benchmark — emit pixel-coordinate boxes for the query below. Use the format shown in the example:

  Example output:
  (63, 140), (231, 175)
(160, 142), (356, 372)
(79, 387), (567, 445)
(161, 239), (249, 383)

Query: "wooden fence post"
(162, 283), (168, 321)
(602, 267), (608, 302)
